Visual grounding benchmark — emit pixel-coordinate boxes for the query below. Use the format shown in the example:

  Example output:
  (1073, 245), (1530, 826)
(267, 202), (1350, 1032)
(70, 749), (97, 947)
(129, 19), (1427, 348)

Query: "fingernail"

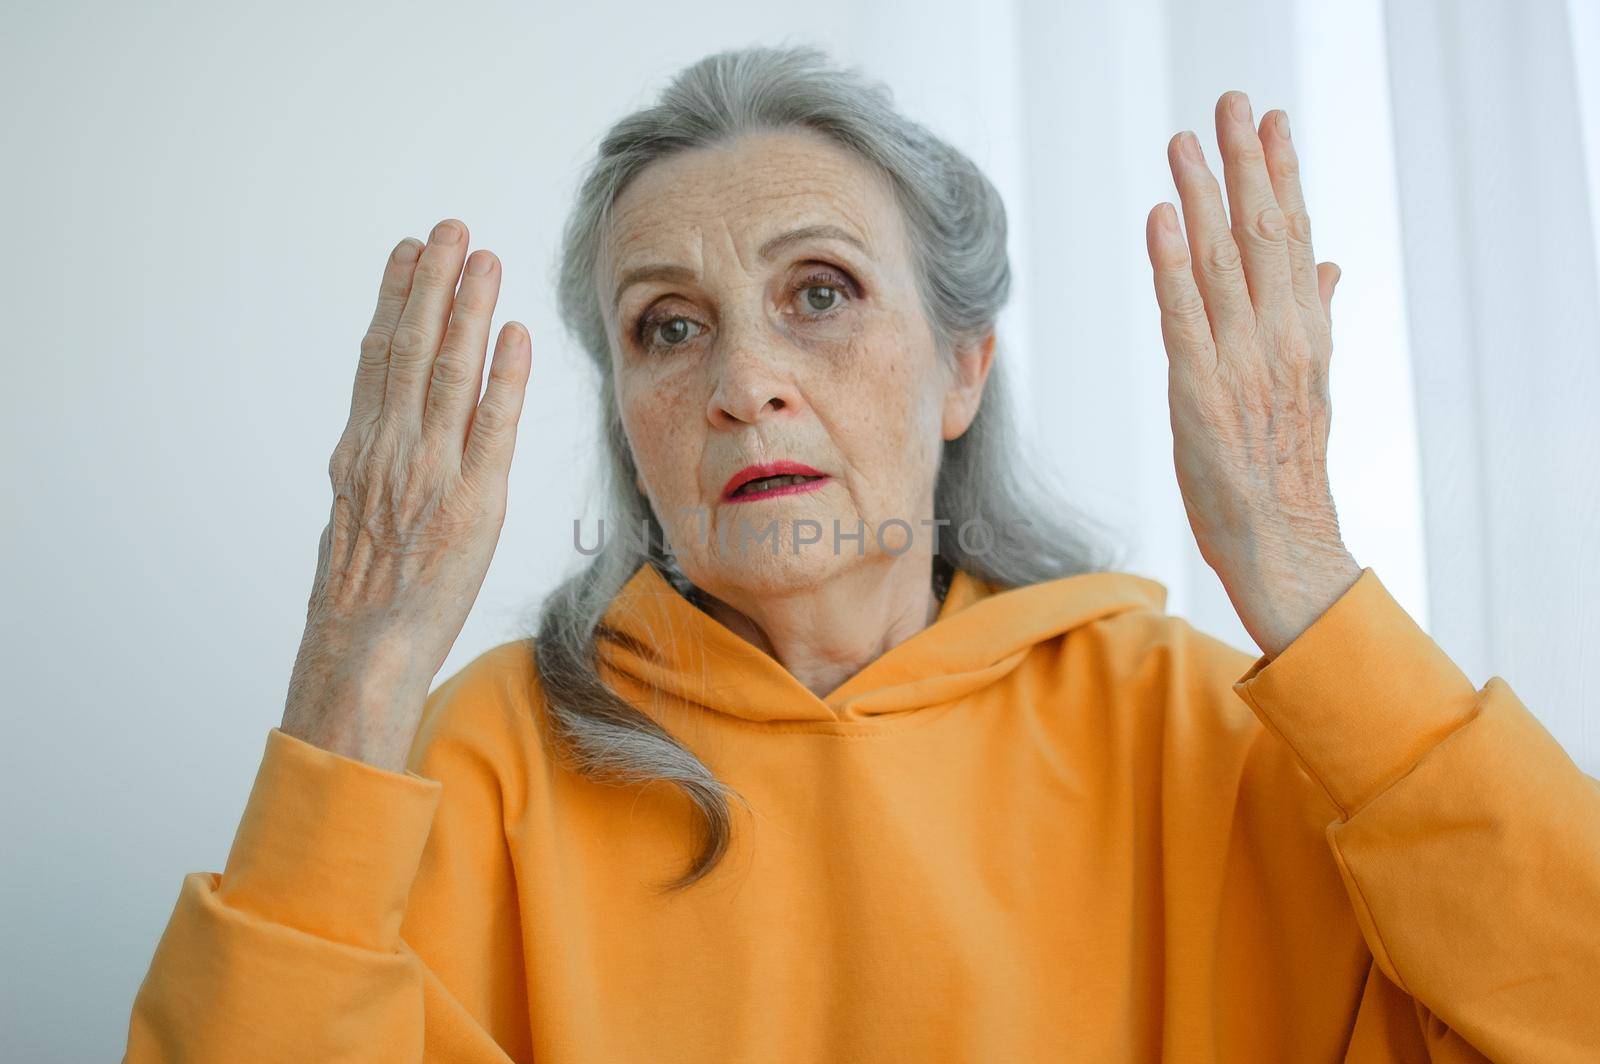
(1183, 132), (1203, 162)
(466, 251), (493, 276)
(1277, 111), (1291, 140)
(1232, 93), (1251, 122)
(393, 239), (420, 264)
(430, 220), (460, 245)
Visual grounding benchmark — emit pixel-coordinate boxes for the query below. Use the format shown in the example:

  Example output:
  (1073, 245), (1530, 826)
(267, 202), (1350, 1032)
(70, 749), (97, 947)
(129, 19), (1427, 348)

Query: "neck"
(693, 551), (943, 699)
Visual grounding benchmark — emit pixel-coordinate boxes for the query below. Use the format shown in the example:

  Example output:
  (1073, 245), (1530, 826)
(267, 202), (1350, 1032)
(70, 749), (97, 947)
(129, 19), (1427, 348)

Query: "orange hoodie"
(124, 562), (1600, 1062)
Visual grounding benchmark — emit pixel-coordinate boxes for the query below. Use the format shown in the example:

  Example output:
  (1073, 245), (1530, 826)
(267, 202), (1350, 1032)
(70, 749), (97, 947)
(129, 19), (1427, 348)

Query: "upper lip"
(721, 461), (827, 500)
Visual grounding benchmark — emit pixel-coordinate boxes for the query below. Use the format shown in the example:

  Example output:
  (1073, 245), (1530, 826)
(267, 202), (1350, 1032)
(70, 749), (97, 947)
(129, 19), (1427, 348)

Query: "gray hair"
(525, 43), (1127, 893)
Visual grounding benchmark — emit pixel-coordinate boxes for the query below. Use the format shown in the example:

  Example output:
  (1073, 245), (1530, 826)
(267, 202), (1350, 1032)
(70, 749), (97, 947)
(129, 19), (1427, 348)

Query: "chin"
(684, 534), (858, 598)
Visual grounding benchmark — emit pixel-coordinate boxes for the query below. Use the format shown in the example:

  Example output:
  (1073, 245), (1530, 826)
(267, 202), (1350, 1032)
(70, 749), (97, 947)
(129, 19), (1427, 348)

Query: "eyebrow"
(610, 224), (871, 313)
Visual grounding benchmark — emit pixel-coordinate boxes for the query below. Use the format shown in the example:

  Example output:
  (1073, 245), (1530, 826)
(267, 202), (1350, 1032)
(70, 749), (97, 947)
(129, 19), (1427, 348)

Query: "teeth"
(734, 474), (819, 497)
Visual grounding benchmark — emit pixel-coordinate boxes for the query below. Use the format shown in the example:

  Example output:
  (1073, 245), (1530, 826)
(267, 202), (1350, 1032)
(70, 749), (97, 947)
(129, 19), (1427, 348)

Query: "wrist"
(1218, 540), (1362, 659)
(281, 635), (435, 774)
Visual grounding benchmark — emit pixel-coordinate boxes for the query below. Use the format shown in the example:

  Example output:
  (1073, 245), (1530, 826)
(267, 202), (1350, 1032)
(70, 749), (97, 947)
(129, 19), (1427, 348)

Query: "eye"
(634, 311), (705, 353)
(793, 267), (856, 317)
(630, 265), (858, 355)
(802, 283), (839, 312)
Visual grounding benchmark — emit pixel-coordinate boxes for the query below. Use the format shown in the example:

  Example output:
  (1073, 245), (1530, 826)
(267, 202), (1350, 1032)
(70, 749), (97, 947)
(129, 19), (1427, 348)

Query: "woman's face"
(598, 127), (992, 599)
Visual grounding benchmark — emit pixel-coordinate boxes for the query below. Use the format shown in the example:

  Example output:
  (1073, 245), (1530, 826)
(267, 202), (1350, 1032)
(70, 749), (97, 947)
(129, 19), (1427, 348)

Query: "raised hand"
(281, 219), (532, 772)
(1145, 92), (1360, 658)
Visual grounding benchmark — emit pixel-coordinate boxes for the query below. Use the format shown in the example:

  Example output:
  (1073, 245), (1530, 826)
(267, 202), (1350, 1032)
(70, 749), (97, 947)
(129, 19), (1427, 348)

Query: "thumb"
(1317, 262), (1342, 319)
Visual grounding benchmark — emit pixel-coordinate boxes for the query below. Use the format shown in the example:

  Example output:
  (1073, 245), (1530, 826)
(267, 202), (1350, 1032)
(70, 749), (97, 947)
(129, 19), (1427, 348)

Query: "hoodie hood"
(593, 562), (1169, 725)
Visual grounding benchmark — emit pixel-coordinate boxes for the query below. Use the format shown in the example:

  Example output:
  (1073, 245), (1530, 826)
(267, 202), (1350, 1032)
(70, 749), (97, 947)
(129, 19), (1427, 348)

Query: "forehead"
(600, 128), (904, 278)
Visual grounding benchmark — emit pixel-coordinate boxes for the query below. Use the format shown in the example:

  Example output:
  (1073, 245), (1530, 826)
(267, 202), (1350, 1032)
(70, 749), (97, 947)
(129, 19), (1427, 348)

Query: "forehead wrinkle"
(608, 216), (705, 313)
(735, 177), (879, 250)
(720, 216), (750, 276)
(606, 146), (895, 311)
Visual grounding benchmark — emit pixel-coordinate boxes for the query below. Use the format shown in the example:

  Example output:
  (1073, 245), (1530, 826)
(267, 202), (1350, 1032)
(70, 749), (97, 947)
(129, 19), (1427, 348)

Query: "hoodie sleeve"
(1229, 566), (1600, 1063)
(123, 648), (536, 1063)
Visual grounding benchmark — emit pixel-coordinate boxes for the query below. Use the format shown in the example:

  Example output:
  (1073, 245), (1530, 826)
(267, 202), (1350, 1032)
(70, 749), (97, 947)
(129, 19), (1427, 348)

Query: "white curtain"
(1380, 0), (1600, 773)
(875, 0), (1600, 772)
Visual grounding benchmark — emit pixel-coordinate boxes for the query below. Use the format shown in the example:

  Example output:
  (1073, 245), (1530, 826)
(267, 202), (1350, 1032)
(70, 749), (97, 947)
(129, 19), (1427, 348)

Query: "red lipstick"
(721, 461), (830, 503)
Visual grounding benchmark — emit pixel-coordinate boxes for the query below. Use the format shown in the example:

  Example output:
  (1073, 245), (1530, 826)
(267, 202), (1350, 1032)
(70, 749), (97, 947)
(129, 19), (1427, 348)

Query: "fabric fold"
(216, 727), (443, 953)
(1230, 566), (1482, 819)
(595, 560), (1169, 723)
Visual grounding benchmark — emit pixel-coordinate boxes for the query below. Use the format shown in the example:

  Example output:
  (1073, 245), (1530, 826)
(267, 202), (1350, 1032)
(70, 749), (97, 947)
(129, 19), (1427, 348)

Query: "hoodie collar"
(595, 561), (1167, 724)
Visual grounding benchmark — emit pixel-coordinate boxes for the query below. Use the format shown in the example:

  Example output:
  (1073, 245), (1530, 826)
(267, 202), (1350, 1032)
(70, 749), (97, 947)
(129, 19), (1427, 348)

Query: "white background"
(3, 1), (1597, 1058)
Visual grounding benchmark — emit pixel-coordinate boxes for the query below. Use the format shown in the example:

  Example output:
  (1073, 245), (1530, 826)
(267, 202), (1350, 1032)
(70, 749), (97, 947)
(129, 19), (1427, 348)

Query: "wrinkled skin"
(598, 127), (993, 696)
(1146, 91), (1361, 658)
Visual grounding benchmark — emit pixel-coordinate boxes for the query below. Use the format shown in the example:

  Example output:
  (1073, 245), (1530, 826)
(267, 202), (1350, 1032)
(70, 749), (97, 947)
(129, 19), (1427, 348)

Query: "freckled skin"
(597, 128), (995, 696)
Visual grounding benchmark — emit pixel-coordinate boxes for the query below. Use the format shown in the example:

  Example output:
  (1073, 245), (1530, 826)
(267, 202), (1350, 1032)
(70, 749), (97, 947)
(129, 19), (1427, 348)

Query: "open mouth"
(727, 473), (828, 501)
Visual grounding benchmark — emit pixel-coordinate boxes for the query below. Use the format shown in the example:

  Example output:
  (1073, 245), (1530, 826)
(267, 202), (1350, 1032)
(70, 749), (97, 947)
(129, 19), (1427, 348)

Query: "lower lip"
(725, 475), (830, 503)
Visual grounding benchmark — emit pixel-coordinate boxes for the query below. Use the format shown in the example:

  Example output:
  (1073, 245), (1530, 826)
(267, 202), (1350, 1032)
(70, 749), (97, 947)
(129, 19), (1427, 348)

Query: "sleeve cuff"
(216, 726), (444, 952)
(1231, 566), (1482, 819)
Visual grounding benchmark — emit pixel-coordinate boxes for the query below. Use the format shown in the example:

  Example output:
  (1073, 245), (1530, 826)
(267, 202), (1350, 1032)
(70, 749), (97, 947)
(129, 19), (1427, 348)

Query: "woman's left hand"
(1145, 90), (1361, 659)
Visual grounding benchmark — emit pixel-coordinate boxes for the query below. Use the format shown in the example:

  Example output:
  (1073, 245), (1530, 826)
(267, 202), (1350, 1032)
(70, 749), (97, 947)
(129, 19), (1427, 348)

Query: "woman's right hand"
(280, 218), (531, 774)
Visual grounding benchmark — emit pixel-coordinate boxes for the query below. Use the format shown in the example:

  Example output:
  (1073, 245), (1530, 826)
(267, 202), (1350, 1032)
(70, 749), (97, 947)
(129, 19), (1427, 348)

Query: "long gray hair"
(527, 43), (1127, 893)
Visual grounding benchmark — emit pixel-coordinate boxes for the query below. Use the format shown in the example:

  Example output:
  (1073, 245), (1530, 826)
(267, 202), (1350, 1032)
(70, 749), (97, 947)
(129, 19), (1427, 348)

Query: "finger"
(1215, 91), (1294, 318)
(381, 218), (470, 429)
(1146, 202), (1217, 372)
(1260, 109), (1324, 319)
(461, 322), (532, 490)
(422, 249), (501, 454)
(1169, 130), (1255, 342)
(350, 237), (422, 432)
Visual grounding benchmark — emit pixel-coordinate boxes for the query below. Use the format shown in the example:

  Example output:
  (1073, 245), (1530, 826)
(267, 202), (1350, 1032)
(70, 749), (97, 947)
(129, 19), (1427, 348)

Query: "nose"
(705, 327), (802, 428)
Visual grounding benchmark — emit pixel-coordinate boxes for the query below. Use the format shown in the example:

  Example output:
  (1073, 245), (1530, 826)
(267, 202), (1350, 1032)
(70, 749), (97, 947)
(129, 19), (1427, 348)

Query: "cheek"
(620, 371), (702, 496)
(822, 315), (944, 506)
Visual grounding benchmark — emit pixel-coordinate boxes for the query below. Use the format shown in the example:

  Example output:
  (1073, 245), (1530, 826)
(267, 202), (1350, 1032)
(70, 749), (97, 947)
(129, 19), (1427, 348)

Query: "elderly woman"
(125, 45), (1596, 1063)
